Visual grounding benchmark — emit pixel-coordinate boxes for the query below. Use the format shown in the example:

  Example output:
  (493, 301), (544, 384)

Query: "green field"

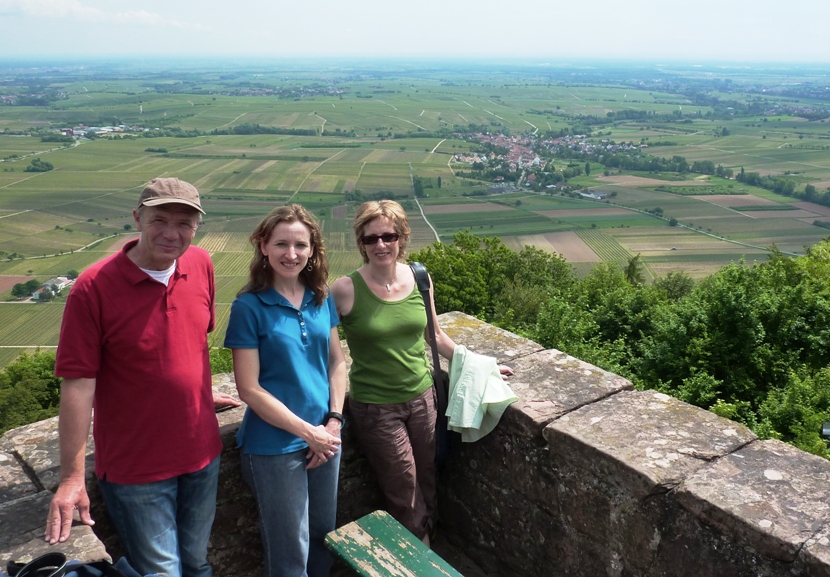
(1, 62), (830, 363)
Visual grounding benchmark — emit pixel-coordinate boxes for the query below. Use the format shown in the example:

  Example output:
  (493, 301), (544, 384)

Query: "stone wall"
(2, 312), (830, 576)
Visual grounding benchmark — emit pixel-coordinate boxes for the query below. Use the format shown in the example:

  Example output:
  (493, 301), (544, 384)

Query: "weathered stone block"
(677, 439), (830, 563)
(544, 390), (756, 499)
(0, 492), (52, 551)
(503, 349), (632, 437)
(650, 500), (803, 577)
(803, 523), (830, 577)
(439, 312), (543, 365)
(1, 416), (95, 492)
(446, 427), (552, 510)
(1, 528), (108, 570)
(209, 493), (261, 577)
(0, 491), (108, 566)
(0, 451), (37, 502)
(438, 425), (559, 577)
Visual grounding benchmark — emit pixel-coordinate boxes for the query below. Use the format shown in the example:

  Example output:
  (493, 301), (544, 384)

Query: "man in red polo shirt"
(45, 178), (237, 577)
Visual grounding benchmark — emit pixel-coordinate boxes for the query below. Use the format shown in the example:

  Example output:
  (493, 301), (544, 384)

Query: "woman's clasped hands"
(304, 422), (342, 469)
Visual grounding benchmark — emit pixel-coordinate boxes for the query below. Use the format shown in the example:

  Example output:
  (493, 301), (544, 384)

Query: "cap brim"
(141, 198), (206, 214)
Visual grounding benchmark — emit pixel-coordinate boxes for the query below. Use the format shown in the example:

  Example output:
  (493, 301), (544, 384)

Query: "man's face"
(134, 204), (200, 268)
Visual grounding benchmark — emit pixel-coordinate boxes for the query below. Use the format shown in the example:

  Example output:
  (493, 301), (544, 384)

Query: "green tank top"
(341, 271), (432, 404)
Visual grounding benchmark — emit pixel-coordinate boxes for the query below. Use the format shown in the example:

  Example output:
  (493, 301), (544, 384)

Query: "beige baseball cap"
(138, 178), (205, 214)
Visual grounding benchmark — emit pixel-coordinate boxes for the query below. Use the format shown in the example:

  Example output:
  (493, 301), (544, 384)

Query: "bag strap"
(11, 556), (135, 577)
(11, 553), (67, 577)
(410, 263), (448, 416)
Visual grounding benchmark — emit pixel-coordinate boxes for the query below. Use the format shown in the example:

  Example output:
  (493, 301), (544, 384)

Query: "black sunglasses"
(361, 233), (400, 245)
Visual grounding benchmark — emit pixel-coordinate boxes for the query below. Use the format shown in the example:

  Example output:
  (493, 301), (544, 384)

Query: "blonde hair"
(353, 200), (411, 264)
(239, 205), (329, 305)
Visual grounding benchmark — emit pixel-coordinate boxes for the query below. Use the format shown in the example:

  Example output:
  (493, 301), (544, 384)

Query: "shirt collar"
(254, 286), (314, 309)
(117, 238), (189, 285)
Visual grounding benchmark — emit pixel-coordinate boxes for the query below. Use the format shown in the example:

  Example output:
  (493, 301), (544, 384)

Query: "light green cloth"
(447, 345), (518, 442)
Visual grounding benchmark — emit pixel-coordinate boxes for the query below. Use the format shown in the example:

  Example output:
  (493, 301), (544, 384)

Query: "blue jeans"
(98, 457), (220, 577)
(241, 449), (340, 577)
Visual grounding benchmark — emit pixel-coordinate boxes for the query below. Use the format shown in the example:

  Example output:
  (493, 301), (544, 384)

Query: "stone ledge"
(544, 390), (756, 498)
(0, 451), (38, 502)
(803, 523), (830, 577)
(676, 439), (830, 563)
(1, 416), (95, 493)
(0, 491), (109, 568)
(503, 349), (633, 437)
(439, 312), (543, 364)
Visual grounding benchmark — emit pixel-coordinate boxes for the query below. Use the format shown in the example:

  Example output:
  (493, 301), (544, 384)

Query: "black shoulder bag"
(410, 262), (451, 469)
(7, 552), (149, 577)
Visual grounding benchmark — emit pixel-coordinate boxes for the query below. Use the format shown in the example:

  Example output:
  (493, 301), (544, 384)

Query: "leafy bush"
(0, 350), (61, 435)
(24, 158), (54, 172)
(209, 348), (234, 374)
(420, 232), (830, 458)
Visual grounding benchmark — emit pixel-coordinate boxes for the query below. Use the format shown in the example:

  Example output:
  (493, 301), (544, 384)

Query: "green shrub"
(0, 350), (60, 435)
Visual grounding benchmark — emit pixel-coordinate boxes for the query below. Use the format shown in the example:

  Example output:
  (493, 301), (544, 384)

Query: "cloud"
(0, 0), (208, 29)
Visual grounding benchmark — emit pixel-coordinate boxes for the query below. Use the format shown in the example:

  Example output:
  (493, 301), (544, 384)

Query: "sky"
(1, 0), (828, 63)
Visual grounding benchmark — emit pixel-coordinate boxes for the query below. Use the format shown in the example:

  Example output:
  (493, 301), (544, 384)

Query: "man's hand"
(213, 391), (242, 410)
(45, 478), (94, 544)
(46, 377), (96, 544)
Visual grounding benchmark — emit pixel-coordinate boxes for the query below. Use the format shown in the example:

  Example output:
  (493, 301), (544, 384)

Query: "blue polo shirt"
(224, 288), (339, 455)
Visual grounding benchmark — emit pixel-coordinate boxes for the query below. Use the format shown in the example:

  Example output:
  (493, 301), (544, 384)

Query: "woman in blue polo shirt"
(225, 204), (346, 577)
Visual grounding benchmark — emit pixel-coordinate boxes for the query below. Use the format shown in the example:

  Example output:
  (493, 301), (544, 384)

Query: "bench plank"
(325, 510), (463, 577)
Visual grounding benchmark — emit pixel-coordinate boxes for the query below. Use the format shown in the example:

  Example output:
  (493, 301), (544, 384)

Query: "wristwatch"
(324, 411), (345, 427)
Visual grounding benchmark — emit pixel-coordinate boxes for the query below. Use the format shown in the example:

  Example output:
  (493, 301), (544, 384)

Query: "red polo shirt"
(55, 240), (222, 484)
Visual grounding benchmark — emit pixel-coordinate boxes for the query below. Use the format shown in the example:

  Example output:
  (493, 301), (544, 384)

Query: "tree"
(413, 176), (425, 198)
(437, 177), (442, 189)
(24, 279), (40, 294)
(411, 232), (518, 318)
(66, 270), (79, 280)
(584, 162), (591, 176)
(11, 284), (27, 298)
(624, 254), (645, 286)
(24, 158), (54, 173)
(654, 271), (694, 301)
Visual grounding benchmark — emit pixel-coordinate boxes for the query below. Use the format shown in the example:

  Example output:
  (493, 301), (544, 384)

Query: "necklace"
(369, 269), (397, 292)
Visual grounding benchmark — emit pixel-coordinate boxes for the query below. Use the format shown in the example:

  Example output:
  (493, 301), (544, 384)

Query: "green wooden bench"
(325, 510), (464, 577)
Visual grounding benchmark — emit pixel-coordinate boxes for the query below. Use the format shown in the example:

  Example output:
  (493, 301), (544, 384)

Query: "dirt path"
(219, 113), (247, 129)
(389, 115), (426, 131)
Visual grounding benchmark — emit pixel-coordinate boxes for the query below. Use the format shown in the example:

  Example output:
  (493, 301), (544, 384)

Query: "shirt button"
(302, 332), (307, 337)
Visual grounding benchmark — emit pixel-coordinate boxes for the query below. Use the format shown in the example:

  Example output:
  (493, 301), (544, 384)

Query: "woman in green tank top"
(330, 200), (459, 543)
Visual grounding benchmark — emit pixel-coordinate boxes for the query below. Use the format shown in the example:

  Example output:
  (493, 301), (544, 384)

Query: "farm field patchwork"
(0, 302), (64, 346)
(502, 231), (600, 262)
(422, 202), (514, 215)
(2, 65), (830, 368)
(691, 194), (787, 207)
